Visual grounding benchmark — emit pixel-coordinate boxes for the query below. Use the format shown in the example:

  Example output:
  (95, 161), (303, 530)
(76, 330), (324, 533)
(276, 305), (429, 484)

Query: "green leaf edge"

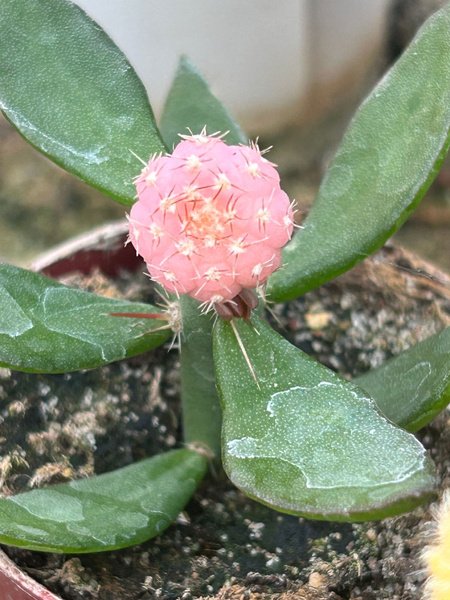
(355, 327), (450, 432)
(0, 449), (207, 553)
(160, 55), (247, 149)
(267, 4), (450, 302)
(239, 484), (435, 523)
(0, 0), (167, 206)
(0, 263), (171, 373)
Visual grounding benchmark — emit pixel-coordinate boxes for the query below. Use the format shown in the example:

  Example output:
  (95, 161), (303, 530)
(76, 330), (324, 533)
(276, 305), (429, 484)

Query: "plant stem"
(179, 295), (222, 459)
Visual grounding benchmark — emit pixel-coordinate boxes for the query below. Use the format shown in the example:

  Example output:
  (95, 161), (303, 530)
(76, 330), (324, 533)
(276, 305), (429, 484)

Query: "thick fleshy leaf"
(0, 0), (166, 205)
(268, 4), (450, 301)
(356, 327), (450, 433)
(0, 449), (207, 553)
(0, 264), (171, 373)
(213, 316), (436, 521)
(179, 295), (223, 459)
(160, 55), (246, 149)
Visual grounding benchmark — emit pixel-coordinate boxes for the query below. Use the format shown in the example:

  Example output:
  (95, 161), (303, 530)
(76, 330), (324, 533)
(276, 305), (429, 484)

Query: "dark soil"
(0, 244), (449, 600)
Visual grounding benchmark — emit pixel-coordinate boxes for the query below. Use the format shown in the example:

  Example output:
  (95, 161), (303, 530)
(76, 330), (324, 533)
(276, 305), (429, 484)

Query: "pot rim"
(0, 548), (61, 600)
(30, 219), (144, 279)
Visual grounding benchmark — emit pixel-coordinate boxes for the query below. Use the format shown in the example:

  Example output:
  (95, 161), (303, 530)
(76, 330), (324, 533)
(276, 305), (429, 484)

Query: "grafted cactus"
(129, 132), (294, 304)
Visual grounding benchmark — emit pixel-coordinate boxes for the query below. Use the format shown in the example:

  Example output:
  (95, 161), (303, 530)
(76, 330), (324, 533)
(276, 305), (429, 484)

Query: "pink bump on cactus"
(128, 131), (294, 306)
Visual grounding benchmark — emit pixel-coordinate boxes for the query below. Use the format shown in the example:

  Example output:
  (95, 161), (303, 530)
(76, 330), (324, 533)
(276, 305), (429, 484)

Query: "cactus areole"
(128, 132), (294, 311)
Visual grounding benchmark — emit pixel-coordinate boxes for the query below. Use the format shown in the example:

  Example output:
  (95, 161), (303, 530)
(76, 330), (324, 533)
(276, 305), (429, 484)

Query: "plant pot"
(29, 219), (142, 279)
(0, 549), (61, 600)
(0, 223), (449, 600)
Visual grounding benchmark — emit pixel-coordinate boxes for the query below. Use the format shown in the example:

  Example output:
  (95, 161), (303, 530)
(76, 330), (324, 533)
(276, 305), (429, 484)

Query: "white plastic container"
(71, 1), (390, 133)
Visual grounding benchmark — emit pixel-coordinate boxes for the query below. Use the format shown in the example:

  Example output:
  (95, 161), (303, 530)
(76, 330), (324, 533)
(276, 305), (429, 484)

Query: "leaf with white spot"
(0, 264), (171, 373)
(356, 327), (450, 432)
(0, 0), (166, 205)
(0, 449), (207, 553)
(213, 316), (436, 521)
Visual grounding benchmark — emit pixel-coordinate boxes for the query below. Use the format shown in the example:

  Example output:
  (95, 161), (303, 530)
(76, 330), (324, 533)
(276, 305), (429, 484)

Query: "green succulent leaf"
(0, 0), (166, 205)
(268, 4), (450, 301)
(356, 327), (450, 433)
(213, 316), (436, 521)
(160, 55), (246, 149)
(0, 449), (207, 553)
(179, 295), (223, 459)
(0, 263), (171, 373)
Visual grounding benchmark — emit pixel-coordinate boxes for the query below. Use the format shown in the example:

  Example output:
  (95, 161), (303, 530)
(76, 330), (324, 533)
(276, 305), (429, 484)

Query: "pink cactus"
(128, 132), (294, 305)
